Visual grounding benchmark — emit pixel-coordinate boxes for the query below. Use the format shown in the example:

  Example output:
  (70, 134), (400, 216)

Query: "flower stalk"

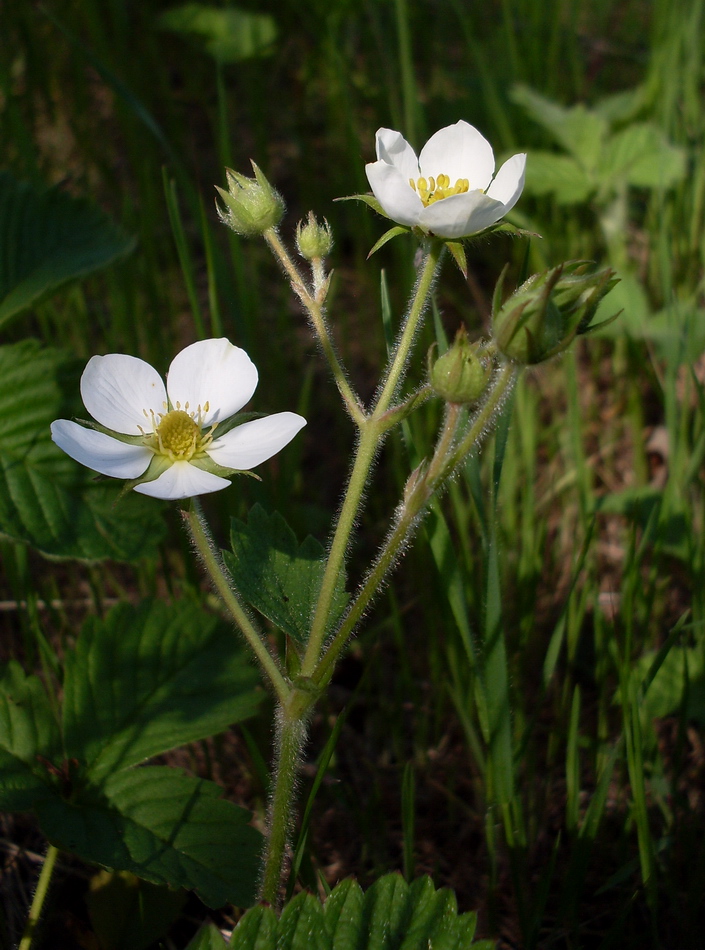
(185, 500), (291, 707)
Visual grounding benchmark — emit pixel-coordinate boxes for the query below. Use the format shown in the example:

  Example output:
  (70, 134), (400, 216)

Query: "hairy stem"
(19, 844), (59, 950)
(259, 708), (308, 905)
(314, 362), (518, 685)
(185, 499), (291, 706)
(300, 241), (445, 677)
(264, 228), (365, 425)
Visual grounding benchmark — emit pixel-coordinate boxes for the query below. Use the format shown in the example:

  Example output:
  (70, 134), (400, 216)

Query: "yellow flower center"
(140, 402), (217, 462)
(409, 173), (470, 206)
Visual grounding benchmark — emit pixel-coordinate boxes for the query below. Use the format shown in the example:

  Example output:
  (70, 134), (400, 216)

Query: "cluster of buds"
(429, 328), (493, 405)
(216, 161), (285, 237)
(492, 262), (619, 365)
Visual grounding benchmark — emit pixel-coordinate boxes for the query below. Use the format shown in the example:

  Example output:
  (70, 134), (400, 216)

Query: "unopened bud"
(492, 262), (619, 365)
(216, 161), (285, 237)
(296, 212), (333, 260)
(429, 329), (492, 405)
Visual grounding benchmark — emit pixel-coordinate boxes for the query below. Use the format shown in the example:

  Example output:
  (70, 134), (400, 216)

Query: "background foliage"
(1, 0), (704, 947)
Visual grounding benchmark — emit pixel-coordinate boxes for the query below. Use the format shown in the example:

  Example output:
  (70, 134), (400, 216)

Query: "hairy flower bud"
(296, 212), (334, 260)
(216, 161), (285, 237)
(429, 329), (492, 405)
(492, 262), (619, 365)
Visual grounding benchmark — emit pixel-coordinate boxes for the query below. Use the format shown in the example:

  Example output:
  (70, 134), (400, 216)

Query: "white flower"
(365, 120), (526, 239)
(51, 338), (306, 500)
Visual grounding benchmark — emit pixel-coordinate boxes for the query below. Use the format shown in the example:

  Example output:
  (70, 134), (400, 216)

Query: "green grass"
(2, 0), (705, 947)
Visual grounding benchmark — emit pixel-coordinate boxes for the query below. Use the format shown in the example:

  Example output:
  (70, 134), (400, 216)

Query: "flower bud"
(296, 212), (334, 260)
(492, 262), (618, 365)
(216, 161), (285, 237)
(429, 329), (492, 405)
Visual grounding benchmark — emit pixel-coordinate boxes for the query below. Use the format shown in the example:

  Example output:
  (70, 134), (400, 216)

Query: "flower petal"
(375, 128), (420, 180)
(207, 412), (306, 470)
(134, 461), (231, 499)
(487, 153), (527, 213)
(50, 420), (153, 478)
(419, 121), (495, 191)
(419, 190), (506, 239)
(365, 161), (424, 228)
(81, 354), (166, 434)
(166, 338), (258, 427)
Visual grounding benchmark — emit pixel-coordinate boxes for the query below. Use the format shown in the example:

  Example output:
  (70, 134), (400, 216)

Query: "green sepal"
(483, 221), (543, 240)
(367, 225), (410, 258)
(335, 194), (390, 218)
(445, 240), (468, 277)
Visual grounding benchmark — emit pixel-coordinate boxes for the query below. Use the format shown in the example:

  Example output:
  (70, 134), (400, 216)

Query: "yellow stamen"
(410, 173), (471, 206)
(141, 404), (218, 462)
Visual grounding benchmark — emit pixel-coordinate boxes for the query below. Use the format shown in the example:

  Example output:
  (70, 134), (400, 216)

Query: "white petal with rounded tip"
(487, 153), (527, 213)
(166, 338), (259, 427)
(419, 121), (495, 191)
(366, 161), (424, 228)
(419, 189), (506, 238)
(207, 412), (306, 470)
(375, 128), (420, 181)
(50, 420), (153, 478)
(81, 354), (166, 434)
(134, 461), (231, 499)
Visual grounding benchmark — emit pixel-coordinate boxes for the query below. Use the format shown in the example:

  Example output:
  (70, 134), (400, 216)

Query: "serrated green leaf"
(322, 878), (364, 950)
(62, 599), (263, 782)
(186, 923), (228, 949)
(158, 4), (277, 64)
(228, 874), (486, 950)
(521, 151), (594, 204)
(601, 123), (686, 190)
(363, 872), (410, 949)
(0, 170), (135, 329)
(367, 226), (410, 258)
(228, 903), (278, 949)
(225, 504), (349, 645)
(277, 892), (327, 950)
(0, 340), (167, 562)
(0, 661), (61, 811)
(510, 85), (608, 171)
(36, 765), (262, 908)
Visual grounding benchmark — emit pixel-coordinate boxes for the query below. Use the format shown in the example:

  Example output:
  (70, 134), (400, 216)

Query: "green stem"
(300, 241), (445, 677)
(314, 363), (517, 685)
(375, 240), (444, 414)
(264, 228), (365, 425)
(259, 708), (308, 905)
(19, 844), (59, 950)
(185, 500), (291, 706)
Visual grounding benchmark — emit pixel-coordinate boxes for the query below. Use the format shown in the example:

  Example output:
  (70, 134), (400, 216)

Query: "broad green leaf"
(635, 646), (705, 725)
(0, 339), (167, 561)
(0, 170), (135, 329)
(510, 84), (608, 171)
(225, 505), (349, 645)
(158, 4), (277, 63)
(521, 151), (594, 205)
(63, 599), (263, 782)
(227, 874), (483, 949)
(86, 869), (187, 950)
(0, 661), (61, 811)
(37, 765), (262, 908)
(601, 123), (686, 190)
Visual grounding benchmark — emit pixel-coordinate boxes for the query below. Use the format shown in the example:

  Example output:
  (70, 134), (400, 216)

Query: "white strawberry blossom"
(365, 120), (526, 239)
(51, 338), (306, 500)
